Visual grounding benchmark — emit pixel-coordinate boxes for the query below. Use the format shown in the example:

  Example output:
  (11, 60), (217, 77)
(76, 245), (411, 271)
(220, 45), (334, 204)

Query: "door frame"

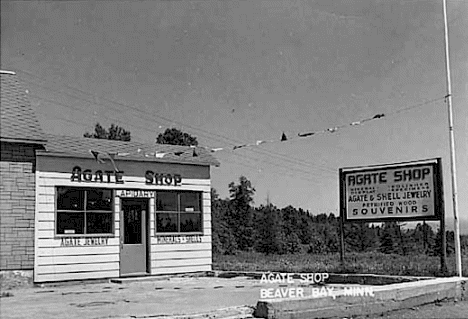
(119, 198), (151, 276)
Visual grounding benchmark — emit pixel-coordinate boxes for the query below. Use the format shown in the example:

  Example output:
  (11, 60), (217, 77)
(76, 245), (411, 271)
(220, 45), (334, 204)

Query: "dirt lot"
(350, 299), (468, 319)
(1, 271), (466, 319)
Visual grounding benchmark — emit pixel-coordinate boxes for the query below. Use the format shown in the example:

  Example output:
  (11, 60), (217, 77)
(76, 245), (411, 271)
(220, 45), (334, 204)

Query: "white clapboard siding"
(182, 178), (211, 186)
(37, 254), (119, 266)
(152, 249), (211, 261)
(35, 270), (119, 283)
(35, 170), (213, 281)
(152, 257), (211, 268)
(36, 262), (119, 275)
(37, 186), (55, 196)
(37, 212), (55, 222)
(37, 246), (119, 257)
(151, 242), (212, 252)
(152, 264), (211, 275)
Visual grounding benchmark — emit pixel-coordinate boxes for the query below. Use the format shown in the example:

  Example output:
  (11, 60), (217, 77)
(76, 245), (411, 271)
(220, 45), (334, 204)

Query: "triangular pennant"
(192, 148), (198, 157)
(233, 145), (247, 150)
(89, 150), (105, 164)
(298, 132), (315, 137)
(281, 132), (288, 141)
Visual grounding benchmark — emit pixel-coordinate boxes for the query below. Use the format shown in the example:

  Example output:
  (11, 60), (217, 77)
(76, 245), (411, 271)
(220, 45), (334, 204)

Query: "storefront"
(34, 134), (218, 282)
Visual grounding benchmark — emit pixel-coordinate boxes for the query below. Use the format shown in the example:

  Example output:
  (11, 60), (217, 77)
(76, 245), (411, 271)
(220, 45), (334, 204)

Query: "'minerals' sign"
(340, 159), (442, 222)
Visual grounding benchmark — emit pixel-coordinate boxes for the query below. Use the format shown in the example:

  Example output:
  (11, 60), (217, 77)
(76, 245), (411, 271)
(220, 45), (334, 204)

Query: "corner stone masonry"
(0, 142), (42, 270)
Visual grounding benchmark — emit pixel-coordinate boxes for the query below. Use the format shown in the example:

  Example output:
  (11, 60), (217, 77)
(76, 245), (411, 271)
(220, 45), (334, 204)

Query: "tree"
(211, 188), (238, 255)
(84, 123), (131, 141)
(228, 176), (255, 251)
(156, 128), (198, 146)
(255, 204), (287, 254)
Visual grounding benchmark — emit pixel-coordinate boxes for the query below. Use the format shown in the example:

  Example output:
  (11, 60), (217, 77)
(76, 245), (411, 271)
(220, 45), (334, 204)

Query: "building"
(1, 70), (219, 282)
(0, 70), (47, 270)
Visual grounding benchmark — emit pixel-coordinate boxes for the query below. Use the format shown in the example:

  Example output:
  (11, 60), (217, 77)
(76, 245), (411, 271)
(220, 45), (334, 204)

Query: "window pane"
(86, 189), (113, 211)
(57, 188), (84, 210)
(123, 208), (142, 244)
(156, 213), (178, 233)
(57, 212), (84, 234)
(180, 192), (200, 212)
(156, 192), (178, 211)
(180, 213), (201, 232)
(86, 212), (113, 234)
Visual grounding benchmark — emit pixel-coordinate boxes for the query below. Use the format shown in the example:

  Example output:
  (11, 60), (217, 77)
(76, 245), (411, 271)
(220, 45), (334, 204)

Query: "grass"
(213, 251), (468, 277)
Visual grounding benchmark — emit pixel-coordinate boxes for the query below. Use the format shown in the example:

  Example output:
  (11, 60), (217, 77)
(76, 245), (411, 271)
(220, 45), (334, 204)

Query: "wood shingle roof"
(0, 71), (47, 144)
(40, 134), (220, 167)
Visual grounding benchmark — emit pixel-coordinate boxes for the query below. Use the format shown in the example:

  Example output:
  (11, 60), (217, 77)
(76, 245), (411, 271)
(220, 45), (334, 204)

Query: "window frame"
(155, 190), (203, 235)
(55, 186), (115, 237)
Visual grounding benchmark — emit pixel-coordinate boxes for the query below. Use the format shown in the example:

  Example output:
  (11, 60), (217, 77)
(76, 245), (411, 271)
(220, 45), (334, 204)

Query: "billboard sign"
(339, 159), (443, 222)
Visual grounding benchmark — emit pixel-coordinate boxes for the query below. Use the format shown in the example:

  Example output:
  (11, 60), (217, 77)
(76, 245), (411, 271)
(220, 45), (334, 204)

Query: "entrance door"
(120, 199), (149, 276)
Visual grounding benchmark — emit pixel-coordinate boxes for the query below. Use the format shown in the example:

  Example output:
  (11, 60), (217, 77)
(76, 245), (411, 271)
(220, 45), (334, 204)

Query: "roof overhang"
(0, 137), (47, 145)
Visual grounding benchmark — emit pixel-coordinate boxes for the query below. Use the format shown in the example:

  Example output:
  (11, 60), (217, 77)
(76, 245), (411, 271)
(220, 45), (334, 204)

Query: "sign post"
(339, 158), (445, 271)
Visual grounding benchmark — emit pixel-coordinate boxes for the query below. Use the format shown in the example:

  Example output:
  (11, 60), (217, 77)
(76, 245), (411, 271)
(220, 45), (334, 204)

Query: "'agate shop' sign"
(340, 159), (443, 222)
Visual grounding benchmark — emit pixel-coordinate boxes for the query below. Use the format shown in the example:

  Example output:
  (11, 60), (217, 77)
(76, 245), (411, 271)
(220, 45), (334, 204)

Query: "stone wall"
(0, 142), (42, 270)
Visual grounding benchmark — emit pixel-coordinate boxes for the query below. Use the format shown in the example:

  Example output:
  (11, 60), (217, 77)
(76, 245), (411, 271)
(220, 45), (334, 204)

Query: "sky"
(1, 0), (467, 233)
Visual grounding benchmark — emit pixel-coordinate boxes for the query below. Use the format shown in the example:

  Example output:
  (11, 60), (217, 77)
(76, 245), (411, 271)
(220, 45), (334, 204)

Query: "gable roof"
(38, 134), (220, 167)
(0, 70), (47, 144)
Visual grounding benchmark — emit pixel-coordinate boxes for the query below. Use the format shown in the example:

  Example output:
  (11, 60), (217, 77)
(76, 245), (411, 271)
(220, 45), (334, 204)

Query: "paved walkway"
(1, 276), (263, 319)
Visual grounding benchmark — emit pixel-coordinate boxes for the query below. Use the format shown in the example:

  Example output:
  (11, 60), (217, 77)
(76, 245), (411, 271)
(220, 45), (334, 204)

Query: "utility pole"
(442, 0), (462, 277)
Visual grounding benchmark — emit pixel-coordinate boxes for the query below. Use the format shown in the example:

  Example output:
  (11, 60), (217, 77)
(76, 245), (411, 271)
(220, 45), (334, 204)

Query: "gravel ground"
(0, 271), (33, 292)
(349, 299), (468, 319)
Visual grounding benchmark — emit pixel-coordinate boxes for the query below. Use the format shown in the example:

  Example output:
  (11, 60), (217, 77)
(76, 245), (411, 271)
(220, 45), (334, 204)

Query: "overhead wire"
(30, 94), (337, 180)
(19, 71), (337, 175)
(17, 69), (446, 179)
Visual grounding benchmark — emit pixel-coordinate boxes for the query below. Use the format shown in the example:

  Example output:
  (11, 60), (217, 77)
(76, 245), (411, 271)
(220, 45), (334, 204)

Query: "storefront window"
(56, 187), (113, 235)
(156, 191), (202, 233)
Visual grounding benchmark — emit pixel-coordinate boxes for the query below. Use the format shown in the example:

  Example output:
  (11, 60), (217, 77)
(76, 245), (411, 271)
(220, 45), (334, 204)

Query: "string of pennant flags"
(227, 113), (386, 152)
(88, 96), (445, 168)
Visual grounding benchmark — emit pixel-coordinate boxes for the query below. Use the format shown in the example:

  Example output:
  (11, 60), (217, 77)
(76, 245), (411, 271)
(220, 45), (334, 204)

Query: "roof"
(0, 70), (47, 144)
(38, 134), (220, 167)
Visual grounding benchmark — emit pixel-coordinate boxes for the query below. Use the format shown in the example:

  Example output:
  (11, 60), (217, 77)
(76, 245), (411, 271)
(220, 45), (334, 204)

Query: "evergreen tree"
(255, 204), (285, 254)
(84, 122), (131, 141)
(211, 188), (237, 255)
(228, 176), (255, 251)
(156, 128), (198, 146)
(379, 222), (400, 254)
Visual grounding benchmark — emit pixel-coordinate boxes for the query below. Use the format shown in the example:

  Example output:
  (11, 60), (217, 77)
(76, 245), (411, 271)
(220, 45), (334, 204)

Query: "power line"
(20, 72), (337, 174)
(17, 69), (446, 176)
(32, 96), (336, 180)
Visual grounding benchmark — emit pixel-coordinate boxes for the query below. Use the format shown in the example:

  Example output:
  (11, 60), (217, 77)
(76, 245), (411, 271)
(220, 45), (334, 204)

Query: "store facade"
(34, 135), (218, 282)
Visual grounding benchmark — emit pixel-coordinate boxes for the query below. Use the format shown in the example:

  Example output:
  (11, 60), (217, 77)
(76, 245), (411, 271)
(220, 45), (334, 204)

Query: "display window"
(156, 191), (202, 234)
(56, 187), (114, 235)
